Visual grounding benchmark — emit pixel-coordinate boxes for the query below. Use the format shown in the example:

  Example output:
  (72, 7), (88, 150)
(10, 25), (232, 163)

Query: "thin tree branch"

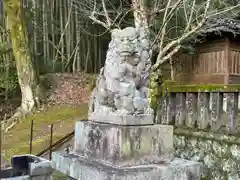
(152, 0), (212, 71)
(159, 0), (172, 52)
(184, 0), (196, 32)
(102, 0), (112, 26)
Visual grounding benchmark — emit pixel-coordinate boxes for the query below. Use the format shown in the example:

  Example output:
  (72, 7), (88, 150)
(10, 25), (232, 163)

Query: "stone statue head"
(111, 27), (139, 57)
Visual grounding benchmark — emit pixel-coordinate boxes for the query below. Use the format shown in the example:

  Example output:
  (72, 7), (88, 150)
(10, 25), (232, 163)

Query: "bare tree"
(70, 0), (239, 112)
(70, 0), (239, 73)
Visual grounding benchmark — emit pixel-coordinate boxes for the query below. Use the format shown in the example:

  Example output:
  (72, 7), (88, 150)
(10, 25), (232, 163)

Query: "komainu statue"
(89, 27), (154, 124)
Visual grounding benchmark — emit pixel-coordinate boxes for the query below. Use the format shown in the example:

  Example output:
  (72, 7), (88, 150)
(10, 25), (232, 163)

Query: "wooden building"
(173, 18), (240, 85)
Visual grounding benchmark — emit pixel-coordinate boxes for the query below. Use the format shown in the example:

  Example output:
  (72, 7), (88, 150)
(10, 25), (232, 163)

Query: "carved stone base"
(89, 113), (154, 125)
(74, 121), (173, 167)
(52, 152), (201, 180)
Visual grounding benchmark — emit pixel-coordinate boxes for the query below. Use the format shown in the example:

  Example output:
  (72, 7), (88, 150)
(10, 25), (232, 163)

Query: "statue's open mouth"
(120, 51), (133, 56)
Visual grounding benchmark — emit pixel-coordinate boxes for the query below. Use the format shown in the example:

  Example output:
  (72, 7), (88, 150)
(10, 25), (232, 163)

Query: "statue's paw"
(145, 107), (154, 115)
(116, 109), (133, 116)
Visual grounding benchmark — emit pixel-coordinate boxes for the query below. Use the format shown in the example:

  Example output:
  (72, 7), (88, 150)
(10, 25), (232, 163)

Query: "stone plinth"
(89, 113), (154, 125)
(52, 152), (201, 180)
(0, 154), (53, 180)
(74, 121), (173, 167)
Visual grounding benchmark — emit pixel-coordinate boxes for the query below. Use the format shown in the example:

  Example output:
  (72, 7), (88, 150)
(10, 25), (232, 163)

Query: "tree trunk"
(132, 0), (149, 34)
(132, 0), (163, 113)
(4, 0), (43, 117)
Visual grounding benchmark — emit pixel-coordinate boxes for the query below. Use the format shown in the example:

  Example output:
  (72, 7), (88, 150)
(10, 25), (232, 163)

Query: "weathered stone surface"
(89, 113), (154, 125)
(1, 175), (53, 180)
(223, 93), (240, 112)
(197, 93), (210, 129)
(210, 92), (223, 131)
(186, 93), (197, 128)
(167, 93), (176, 125)
(159, 95), (168, 124)
(1, 174), (29, 180)
(0, 155), (53, 180)
(52, 152), (201, 180)
(88, 27), (154, 124)
(175, 93), (186, 126)
(226, 92), (238, 134)
(29, 157), (53, 176)
(74, 121), (173, 166)
(174, 134), (240, 179)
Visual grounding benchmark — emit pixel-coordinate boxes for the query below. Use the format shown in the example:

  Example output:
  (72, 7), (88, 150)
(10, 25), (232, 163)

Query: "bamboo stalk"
(65, 0), (71, 72)
(60, 0), (65, 72)
(42, 0), (48, 65)
(50, 0), (55, 69)
(74, 5), (81, 72)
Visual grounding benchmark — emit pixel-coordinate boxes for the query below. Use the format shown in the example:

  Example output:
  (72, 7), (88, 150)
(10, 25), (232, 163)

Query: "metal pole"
(49, 124), (53, 160)
(29, 120), (34, 154)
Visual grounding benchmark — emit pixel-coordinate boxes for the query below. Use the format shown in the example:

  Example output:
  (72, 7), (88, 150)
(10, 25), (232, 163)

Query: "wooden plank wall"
(228, 40), (240, 84)
(174, 39), (233, 84)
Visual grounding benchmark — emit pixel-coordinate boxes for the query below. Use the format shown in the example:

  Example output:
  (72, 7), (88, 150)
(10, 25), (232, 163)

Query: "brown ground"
(0, 72), (94, 119)
(46, 73), (93, 106)
(0, 73), (94, 169)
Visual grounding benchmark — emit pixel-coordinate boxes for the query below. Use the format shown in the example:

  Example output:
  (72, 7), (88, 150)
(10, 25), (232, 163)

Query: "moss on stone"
(174, 128), (240, 145)
(161, 82), (240, 95)
(122, 140), (131, 156)
(174, 132), (238, 179)
(139, 135), (152, 154)
(149, 70), (164, 111)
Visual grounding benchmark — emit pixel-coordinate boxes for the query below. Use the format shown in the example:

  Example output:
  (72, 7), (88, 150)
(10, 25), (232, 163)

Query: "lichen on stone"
(174, 132), (240, 179)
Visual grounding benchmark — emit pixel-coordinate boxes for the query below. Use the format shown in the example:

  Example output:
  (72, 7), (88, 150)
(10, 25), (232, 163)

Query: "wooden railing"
(156, 84), (240, 135)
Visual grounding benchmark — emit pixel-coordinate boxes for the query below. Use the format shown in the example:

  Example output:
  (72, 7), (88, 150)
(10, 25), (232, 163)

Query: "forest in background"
(0, 0), (113, 102)
(0, 0), (239, 121)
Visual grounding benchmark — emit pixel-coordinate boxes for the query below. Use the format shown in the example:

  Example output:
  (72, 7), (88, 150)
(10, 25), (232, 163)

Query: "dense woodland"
(0, 0), (111, 101)
(0, 0), (239, 122)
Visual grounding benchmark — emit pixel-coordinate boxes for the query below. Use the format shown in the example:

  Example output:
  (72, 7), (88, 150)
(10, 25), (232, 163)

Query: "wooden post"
(155, 101), (161, 124)
(186, 93), (198, 128)
(167, 92), (176, 125)
(175, 92), (186, 126)
(29, 120), (34, 154)
(210, 92), (224, 132)
(197, 92), (210, 129)
(226, 92), (238, 134)
(49, 124), (53, 160)
(160, 92), (176, 125)
(159, 94), (168, 124)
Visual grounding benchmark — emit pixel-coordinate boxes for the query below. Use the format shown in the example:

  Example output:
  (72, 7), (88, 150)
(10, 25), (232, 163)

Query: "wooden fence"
(156, 85), (240, 135)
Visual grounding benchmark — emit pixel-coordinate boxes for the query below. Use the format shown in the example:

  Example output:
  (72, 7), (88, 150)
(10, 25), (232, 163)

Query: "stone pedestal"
(52, 120), (201, 179)
(52, 152), (201, 180)
(74, 121), (173, 166)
